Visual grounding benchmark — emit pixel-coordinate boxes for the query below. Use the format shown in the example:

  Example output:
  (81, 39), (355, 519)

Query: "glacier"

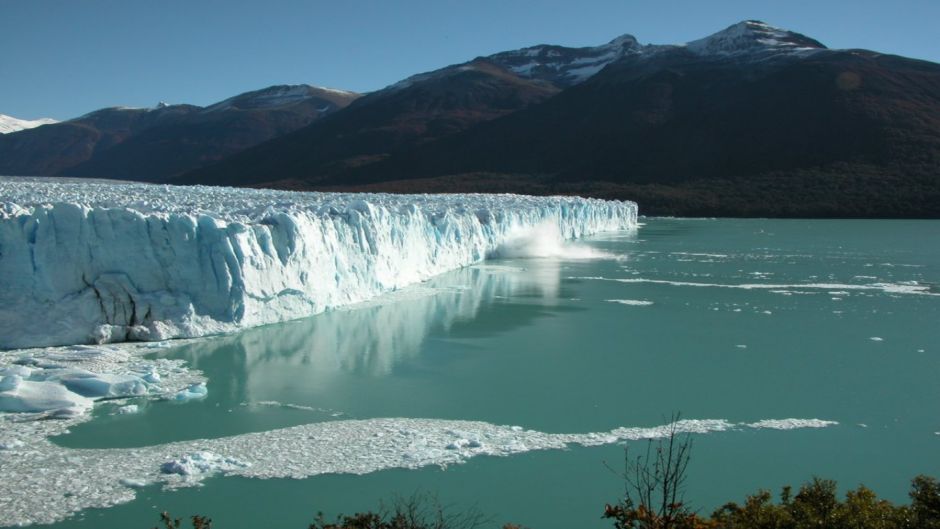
(0, 177), (637, 349)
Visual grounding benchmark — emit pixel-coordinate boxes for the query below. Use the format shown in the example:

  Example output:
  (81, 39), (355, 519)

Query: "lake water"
(38, 218), (940, 529)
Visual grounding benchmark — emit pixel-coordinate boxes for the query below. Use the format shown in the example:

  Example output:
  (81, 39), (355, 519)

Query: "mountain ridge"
(4, 20), (939, 218)
(0, 84), (360, 180)
(178, 20), (940, 217)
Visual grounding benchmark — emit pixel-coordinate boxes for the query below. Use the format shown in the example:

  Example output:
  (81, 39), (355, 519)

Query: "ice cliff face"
(0, 178), (636, 349)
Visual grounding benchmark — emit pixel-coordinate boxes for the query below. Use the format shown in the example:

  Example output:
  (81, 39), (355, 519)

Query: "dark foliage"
(153, 511), (212, 529)
(308, 493), (489, 529)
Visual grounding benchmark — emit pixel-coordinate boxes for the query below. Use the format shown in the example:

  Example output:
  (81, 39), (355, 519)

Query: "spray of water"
(492, 220), (620, 260)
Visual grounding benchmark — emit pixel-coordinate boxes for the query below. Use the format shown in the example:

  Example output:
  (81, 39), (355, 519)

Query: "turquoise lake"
(37, 218), (940, 528)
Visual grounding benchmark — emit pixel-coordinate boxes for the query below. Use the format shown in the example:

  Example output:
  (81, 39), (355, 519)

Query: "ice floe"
(606, 299), (654, 306)
(569, 277), (938, 296)
(0, 342), (203, 418)
(0, 416), (838, 526)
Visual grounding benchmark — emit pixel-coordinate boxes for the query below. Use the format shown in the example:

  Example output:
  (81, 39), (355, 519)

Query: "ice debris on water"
(0, 415), (838, 526)
(0, 375), (94, 413)
(160, 451), (250, 476)
(0, 177), (637, 349)
(606, 299), (654, 306)
(119, 478), (149, 488)
(0, 439), (25, 450)
(0, 341), (203, 418)
(174, 383), (208, 401)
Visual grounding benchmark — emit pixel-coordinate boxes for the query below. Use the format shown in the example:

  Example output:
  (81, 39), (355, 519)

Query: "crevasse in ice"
(0, 178), (637, 349)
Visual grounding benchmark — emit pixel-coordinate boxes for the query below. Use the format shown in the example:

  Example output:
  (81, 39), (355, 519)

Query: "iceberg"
(160, 451), (250, 476)
(0, 177), (637, 349)
(0, 343), (196, 415)
(0, 374), (94, 414)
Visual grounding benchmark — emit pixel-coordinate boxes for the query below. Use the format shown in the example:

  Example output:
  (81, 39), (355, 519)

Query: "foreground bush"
(603, 474), (939, 529)
(152, 475), (939, 529)
(602, 414), (940, 529)
(308, 493), (489, 529)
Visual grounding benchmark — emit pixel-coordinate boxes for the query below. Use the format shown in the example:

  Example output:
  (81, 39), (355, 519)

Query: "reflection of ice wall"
(177, 263), (562, 400)
(0, 179), (636, 349)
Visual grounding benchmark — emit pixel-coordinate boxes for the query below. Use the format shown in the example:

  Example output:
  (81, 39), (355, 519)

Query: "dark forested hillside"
(179, 22), (940, 217)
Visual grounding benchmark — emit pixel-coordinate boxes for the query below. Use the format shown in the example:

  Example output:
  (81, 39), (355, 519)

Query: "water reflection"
(58, 259), (568, 448)
(179, 260), (562, 383)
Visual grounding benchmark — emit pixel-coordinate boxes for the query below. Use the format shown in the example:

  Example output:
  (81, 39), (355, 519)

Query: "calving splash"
(0, 178), (636, 349)
(492, 220), (621, 260)
(0, 415), (837, 526)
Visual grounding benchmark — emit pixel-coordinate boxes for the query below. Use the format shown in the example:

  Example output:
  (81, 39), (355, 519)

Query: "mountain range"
(0, 85), (358, 181)
(3, 20), (939, 217)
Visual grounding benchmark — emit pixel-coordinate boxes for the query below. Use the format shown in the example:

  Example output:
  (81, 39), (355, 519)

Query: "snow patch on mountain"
(686, 20), (826, 57)
(385, 20), (830, 94)
(0, 114), (58, 134)
(487, 33), (644, 86)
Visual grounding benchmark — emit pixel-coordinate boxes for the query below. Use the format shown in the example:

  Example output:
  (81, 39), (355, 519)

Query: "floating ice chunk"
(143, 372), (161, 383)
(570, 277), (939, 297)
(606, 299), (654, 306)
(0, 375), (94, 414)
(746, 419), (838, 430)
(0, 439), (25, 450)
(115, 404), (139, 415)
(119, 478), (149, 488)
(174, 383), (208, 401)
(53, 370), (150, 399)
(445, 438), (484, 450)
(160, 451), (249, 476)
(0, 365), (34, 377)
(870, 337), (884, 342)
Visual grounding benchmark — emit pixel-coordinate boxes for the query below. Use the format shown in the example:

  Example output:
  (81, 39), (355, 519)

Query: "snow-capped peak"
(486, 33), (645, 87)
(686, 20), (826, 57)
(0, 113), (58, 134)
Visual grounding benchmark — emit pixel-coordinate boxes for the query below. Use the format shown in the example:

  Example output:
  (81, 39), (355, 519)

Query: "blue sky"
(3, 0), (939, 120)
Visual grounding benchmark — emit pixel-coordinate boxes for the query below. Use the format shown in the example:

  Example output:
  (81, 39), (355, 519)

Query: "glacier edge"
(0, 178), (637, 349)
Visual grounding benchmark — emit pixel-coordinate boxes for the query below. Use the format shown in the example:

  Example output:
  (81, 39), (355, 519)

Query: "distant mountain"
(184, 21), (940, 218)
(180, 66), (578, 186)
(0, 114), (57, 134)
(0, 85), (358, 180)
(177, 35), (664, 187)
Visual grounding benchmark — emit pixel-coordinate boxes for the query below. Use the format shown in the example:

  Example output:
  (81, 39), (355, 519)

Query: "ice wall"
(0, 178), (636, 349)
